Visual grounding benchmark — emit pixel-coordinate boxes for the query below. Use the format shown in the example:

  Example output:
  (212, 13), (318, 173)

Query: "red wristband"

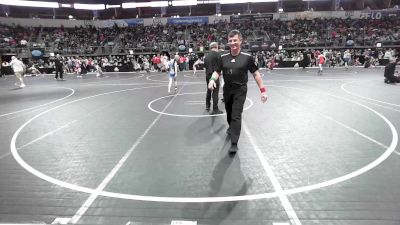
(260, 87), (266, 93)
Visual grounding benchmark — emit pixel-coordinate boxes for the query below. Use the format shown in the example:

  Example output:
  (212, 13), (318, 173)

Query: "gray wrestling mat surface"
(0, 67), (399, 225)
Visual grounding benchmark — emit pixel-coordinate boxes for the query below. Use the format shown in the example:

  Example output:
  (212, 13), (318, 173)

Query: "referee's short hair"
(228, 29), (243, 39)
(209, 42), (218, 50)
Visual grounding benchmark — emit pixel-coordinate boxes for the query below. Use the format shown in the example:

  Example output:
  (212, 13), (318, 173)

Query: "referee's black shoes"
(229, 143), (238, 154)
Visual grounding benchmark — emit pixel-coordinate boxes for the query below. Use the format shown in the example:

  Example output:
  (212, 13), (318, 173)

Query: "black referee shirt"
(54, 58), (63, 67)
(204, 51), (221, 78)
(216, 51), (258, 86)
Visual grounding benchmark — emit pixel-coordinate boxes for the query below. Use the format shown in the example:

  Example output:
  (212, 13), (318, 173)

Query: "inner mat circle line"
(80, 74), (145, 85)
(10, 84), (397, 203)
(147, 92), (253, 117)
(146, 74), (202, 84)
(0, 87), (75, 118)
(341, 81), (400, 108)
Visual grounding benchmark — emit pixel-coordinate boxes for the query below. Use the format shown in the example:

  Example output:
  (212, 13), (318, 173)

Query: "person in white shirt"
(10, 56), (26, 88)
(343, 50), (351, 70)
(143, 57), (150, 73)
(167, 55), (179, 94)
(193, 57), (204, 75)
(162, 54), (169, 72)
(95, 63), (104, 77)
(384, 50), (392, 59)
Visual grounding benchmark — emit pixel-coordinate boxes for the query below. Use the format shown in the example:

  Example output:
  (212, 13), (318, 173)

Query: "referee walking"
(204, 42), (223, 114)
(208, 30), (267, 153)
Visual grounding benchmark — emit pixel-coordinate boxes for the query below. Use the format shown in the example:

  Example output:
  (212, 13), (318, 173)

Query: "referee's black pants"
(55, 66), (63, 79)
(206, 76), (220, 110)
(223, 84), (247, 144)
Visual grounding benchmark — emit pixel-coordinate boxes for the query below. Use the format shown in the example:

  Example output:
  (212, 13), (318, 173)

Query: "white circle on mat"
(9, 84), (398, 203)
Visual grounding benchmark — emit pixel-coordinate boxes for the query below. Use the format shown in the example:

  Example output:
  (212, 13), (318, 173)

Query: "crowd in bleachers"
(0, 47), (396, 78)
(42, 25), (118, 54)
(268, 17), (400, 48)
(114, 21), (252, 53)
(0, 24), (40, 50)
(254, 48), (397, 69)
(1, 17), (400, 55)
(16, 53), (195, 76)
(1, 16), (400, 76)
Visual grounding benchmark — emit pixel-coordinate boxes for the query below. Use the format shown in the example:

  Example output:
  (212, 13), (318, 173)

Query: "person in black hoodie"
(384, 57), (400, 84)
(80, 58), (88, 77)
(302, 50), (310, 69)
(54, 54), (64, 80)
(204, 42), (223, 114)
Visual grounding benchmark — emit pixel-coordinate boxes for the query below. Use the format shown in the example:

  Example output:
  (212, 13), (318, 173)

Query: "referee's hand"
(208, 80), (216, 90)
(261, 92), (268, 103)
